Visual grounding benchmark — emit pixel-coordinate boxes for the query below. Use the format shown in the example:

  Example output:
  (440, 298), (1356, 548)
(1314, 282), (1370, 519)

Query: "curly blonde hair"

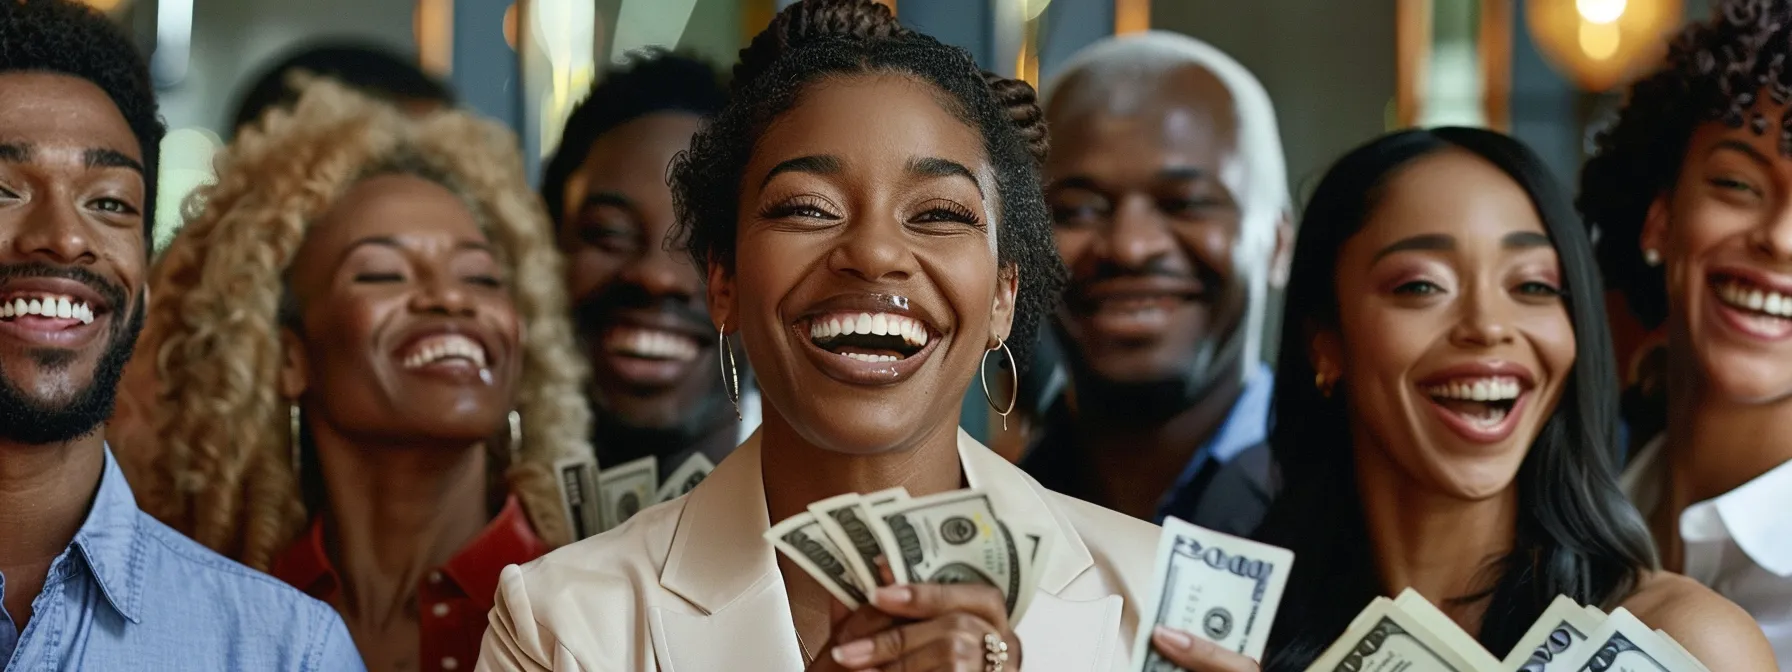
(134, 78), (591, 570)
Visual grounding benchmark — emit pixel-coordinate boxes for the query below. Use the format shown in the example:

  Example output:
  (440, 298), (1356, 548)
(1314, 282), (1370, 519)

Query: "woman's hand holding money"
(819, 584), (1023, 672)
(1149, 626), (1261, 672)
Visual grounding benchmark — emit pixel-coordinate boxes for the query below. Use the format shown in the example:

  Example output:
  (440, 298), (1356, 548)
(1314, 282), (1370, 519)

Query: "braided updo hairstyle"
(669, 0), (1063, 367)
(1580, 0), (1792, 329)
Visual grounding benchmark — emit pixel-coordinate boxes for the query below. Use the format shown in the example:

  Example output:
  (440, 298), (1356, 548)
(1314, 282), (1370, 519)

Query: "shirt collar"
(68, 446), (147, 624)
(271, 494), (548, 611)
(1203, 362), (1275, 463)
(1684, 457), (1792, 578)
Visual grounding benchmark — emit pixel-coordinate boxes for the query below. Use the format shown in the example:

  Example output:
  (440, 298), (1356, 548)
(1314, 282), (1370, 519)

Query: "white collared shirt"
(1621, 437), (1792, 669)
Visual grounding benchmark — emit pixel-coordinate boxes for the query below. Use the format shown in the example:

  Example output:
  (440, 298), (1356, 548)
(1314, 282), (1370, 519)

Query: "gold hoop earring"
(719, 323), (741, 420)
(1315, 373), (1336, 398)
(507, 410), (523, 465)
(288, 403), (302, 474)
(979, 339), (1018, 430)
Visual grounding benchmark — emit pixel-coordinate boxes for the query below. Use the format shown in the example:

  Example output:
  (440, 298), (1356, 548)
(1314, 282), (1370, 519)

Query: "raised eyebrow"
(906, 156), (983, 197)
(1502, 231), (1551, 250)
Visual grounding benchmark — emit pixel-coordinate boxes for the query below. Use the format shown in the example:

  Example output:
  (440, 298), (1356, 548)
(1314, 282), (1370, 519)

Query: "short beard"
(1056, 317), (1248, 425)
(590, 385), (736, 465)
(0, 300), (145, 445)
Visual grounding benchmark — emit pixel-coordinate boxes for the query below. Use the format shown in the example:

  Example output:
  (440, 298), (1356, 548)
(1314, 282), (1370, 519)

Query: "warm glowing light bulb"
(81, 0), (124, 12)
(504, 3), (518, 50)
(1577, 0), (1627, 24)
(1579, 20), (1621, 59)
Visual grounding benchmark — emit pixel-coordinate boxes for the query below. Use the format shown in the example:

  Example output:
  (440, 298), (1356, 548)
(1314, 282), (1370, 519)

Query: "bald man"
(1022, 32), (1293, 535)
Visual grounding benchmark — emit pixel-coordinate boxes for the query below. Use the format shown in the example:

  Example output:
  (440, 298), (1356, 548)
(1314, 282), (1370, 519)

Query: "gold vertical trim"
(1395, 0), (1433, 129)
(1115, 0), (1148, 34)
(1478, 0), (1512, 131)
(415, 0), (455, 76)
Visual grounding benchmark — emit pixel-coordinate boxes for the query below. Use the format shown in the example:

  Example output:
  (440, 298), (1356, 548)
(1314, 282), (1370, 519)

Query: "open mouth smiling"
(1416, 364), (1535, 444)
(1708, 269), (1792, 341)
(793, 294), (944, 385)
(0, 276), (115, 350)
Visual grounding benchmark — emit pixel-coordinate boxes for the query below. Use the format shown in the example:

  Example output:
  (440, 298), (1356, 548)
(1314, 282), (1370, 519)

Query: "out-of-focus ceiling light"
(1527, 0), (1680, 91)
(80, 0), (128, 12)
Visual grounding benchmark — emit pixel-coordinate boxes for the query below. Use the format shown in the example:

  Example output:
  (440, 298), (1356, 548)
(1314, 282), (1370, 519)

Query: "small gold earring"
(1315, 373), (1336, 398)
(288, 403), (302, 474)
(1643, 249), (1662, 267)
(718, 323), (740, 420)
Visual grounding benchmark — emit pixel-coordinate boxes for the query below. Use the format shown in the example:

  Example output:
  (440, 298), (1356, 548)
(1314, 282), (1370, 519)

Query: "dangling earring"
(1315, 373), (1336, 398)
(288, 403), (302, 474)
(979, 338), (1018, 430)
(507, 410), (523, 465)
(718, 323), (741, 420)
(1643, 249), (1662, 267)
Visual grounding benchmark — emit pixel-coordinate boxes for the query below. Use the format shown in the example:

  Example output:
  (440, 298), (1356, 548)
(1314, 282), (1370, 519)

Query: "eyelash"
(1710, 177), (1760, 196)
(91, 198), (135, 215)
(759, 196), (839, 221)
(1392, 279), (1563, 298)
(1393, 280), (1443, 296)
(353, 272), (504, 288)
(912, 201), (980, 225)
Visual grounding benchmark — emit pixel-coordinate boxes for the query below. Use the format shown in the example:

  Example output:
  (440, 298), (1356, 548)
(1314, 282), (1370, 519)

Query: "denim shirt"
(0, 448), (364, 671)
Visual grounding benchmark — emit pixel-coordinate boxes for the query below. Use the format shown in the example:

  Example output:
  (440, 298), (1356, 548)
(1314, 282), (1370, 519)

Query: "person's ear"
(707, 260), (736, 335)
(1269, 212), (1295, 289)
(1640, 194), (1670, 266)
(990, 264), (1020, 346)
(1308, 321), (1344, 393)
(278, 327), (309, 402)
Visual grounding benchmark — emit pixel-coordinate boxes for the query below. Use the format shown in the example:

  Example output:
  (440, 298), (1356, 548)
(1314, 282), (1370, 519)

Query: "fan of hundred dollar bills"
(1305, 590), (1713, 672)
(554, 453), (718, 541)
(765, 488), (1053, 623)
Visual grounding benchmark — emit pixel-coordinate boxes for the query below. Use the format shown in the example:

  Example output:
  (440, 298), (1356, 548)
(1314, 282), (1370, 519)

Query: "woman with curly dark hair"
(1581, 0), (1792, 665)
(475, 2), (1253, 671)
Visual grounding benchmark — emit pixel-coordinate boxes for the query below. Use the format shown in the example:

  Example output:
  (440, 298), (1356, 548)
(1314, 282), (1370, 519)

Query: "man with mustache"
(542, 51), (749, 503)
(0, 1), (359, 668)
(1024, 33), (1293, 535)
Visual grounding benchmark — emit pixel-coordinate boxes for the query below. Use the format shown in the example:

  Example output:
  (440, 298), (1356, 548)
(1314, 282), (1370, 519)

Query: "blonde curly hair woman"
(127, 78), (591, 672)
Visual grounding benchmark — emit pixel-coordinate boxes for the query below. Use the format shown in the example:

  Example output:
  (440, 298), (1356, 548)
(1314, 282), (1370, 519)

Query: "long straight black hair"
(1254, 127), (1657, 670)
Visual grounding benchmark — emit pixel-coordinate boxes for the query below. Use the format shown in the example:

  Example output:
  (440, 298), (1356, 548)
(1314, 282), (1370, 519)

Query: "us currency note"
(809, 487), (909, 590)
(1130, 517), (1293, 669)
(765, 511), (872, 609)
(653, 452), (716, 503)
(868, 489), (1026, 617)
(1008, 521), (1052, 626)
(1393, 589), (1503, 671)
(1554, 609), (1705, 672)
(1304, 597), (1493, 672)
(551, 456), (601, 541)
(596, 456), (656, 531)
(1504, 595), (1605, 672)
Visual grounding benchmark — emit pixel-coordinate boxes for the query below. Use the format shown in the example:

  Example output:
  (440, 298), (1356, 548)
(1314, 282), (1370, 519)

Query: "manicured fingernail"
(874, 585), (912, 605)
(832, 639), (875, 665)
(1154, 626), (1194, 650)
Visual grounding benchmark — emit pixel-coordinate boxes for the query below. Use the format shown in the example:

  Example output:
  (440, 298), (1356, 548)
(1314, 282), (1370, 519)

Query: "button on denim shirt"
(0, 448), (364, 671)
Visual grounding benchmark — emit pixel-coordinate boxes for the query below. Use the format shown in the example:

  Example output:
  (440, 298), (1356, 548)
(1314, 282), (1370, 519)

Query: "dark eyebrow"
(1046, 175), (1102, 193)
(0, 142), (29, 163)
(578, 191), (635, 213)
(906, 156), (982, 196)
(1156, 166), (1208, 182)
(1503, 231), (1552, 250)
(760, 155), (842, 188)
(1372, 233), (1455, 262)
(1710, 139), (1773, 168)
(337, 235), (493, 266)
(84, 148), (144, 175)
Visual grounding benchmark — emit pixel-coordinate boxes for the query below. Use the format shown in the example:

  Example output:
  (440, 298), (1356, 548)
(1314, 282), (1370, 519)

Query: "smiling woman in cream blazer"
(478, 430), (1159, 671)
(479, 1), (1173, 670)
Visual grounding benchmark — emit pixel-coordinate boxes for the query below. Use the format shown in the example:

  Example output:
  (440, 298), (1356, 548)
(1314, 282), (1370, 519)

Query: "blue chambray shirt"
(0, 448), (364, 671)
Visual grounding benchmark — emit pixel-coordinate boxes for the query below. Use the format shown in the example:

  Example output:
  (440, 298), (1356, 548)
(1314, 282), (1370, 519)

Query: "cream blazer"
(476, 428), (1160, 672)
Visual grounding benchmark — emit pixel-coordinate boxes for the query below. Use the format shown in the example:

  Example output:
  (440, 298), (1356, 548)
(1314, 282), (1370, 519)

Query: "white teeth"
(1424, 377), (1522, 401)
(606, 328), (699, 361)
(0, 295), (96, 325)
(843, 352), (900, 363)
(1716, 280), (1792, 318)
(401, 334), (489, 369)
(808, 312), (931, 349)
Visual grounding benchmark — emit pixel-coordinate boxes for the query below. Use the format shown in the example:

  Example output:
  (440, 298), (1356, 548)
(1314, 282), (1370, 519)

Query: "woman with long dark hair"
(1253, 127), (1772, 671)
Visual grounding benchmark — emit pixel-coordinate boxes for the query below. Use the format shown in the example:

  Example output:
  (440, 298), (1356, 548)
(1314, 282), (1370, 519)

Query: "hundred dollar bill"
(809, 487), (910, 590)
(765, 511), (871, 609)
(1503, 595), (1605, 672)
(868, 489), (1025, 617)
(1008, 521), (1052, 627)
(1130, 517), (1293, 669)
(1304, 597), (1494, 672)
(1392, 589), (1503, 671)
(551, 456), (601, 541)
(596, 456), (656, 532)
(653, 452), (716, 503)
(1554, 608), (1705, 672)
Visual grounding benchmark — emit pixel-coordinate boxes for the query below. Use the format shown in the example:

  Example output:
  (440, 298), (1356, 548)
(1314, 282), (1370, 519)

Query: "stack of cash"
(1130, 517), (1295, 671)
(1306, 591), (1712, 671)
(554, 453), (717, 540)
(764, 487), (1052, 624)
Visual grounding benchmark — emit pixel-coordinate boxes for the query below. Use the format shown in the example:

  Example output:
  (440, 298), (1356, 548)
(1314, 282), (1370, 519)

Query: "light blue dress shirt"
(0, 448), (364, 671)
